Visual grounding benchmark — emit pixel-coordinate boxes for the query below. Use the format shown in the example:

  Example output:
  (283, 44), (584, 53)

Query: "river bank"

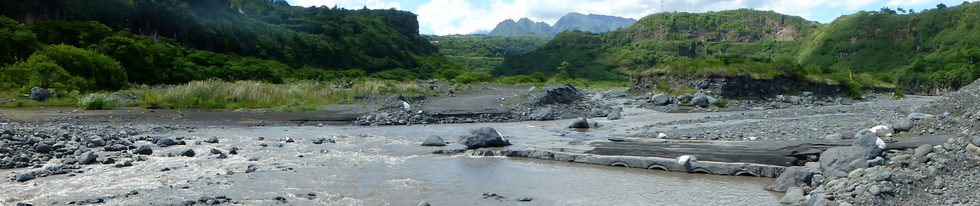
(2, 80), (978, 205)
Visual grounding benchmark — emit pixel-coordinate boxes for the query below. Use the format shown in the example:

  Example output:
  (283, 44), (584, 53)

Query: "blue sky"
(286, 0), (978, 35)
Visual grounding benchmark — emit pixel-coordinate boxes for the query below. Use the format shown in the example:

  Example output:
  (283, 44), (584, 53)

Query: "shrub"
(77, 93), (117, 110)
(453, 71), (492, 84)
(371, 68), (417, 81)
(34, 44), (127, 91)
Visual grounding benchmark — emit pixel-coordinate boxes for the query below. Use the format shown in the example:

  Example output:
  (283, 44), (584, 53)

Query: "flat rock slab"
(587, 135), (949, 166)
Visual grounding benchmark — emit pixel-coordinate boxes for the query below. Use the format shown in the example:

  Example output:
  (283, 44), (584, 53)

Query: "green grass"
(0, 90), (78, 108)
(77, 93), (117, 110)
(136, 79), (433, 111)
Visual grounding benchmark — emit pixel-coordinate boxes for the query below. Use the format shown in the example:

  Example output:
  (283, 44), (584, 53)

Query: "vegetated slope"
(426, 34), (546, 71)
(0, 0), (456, 89)
(499, 3), (980, 93)
(497, 9), (818, 81)
(487, 12), (636, 39)
(798, 3), (980, 93)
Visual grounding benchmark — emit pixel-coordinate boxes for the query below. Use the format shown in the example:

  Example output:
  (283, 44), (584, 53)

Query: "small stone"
(780, 187), (806, 204)
(179, 149), (196, 157)
(869, 185), (881, 196)
(77, 151), (99, 165)
(14, 173), (35, 182)
(134, 145), (153, 155)
(825, 133), (843, 140)
(517, 197), (534, 202)
(245, 165), (258, 173)
(204, 137), (219, 143)
(417, 201), (431, 206)
(914, 144), (933, 157)
(420, 135), (447, 147)
(156, 138), (177, 147)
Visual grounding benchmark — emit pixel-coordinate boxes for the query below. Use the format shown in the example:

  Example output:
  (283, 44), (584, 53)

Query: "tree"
(0, 16), (40, 65)
(937, 3), (947, 9)
(556, 61), (572, 79)
(34, 45), (128, 91)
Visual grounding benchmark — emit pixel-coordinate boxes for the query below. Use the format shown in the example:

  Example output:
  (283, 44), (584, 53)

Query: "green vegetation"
(138, 80), (432, 111)
(496, 4), (980, 94)
(77, 93), (117, 110)
(427, 34), (546, 71)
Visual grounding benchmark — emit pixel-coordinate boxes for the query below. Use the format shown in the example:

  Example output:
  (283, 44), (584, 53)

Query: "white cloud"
(290, 0), (401, 9)
(886, 0), (937, 7)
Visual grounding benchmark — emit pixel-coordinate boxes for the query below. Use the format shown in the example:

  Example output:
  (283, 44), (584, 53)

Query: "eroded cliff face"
(630, 74), (847, 99)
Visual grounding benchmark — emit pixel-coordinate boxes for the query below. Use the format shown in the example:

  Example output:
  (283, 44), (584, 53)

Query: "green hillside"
(498, 9), (820, 80)
(0, 0), (457, 91)
(497, 3), (980, 92)
(426, 34), (545, 71)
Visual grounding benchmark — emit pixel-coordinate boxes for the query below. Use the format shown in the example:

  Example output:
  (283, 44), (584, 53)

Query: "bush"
(34, 44), (127, 91)
(453, 71), (492, 84)
(77, 93), (117, 110)
(496, 75), (543, 84)
(371, 68), (417, 81)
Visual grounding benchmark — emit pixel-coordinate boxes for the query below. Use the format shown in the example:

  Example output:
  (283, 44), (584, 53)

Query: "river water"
(1, 123), (781, 205)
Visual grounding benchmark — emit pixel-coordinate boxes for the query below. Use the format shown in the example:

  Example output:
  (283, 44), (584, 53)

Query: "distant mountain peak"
(487, 13), (636, 39)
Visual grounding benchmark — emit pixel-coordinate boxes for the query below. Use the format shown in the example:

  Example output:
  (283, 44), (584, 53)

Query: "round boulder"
(30, 87), (51, 102)
(457, 127), (511, 149)
(892, 119), (914, 132)
(567, 117), (591, 129)
(651, 94), (670, 106)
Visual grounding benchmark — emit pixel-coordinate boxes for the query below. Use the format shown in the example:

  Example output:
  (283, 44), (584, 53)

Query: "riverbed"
(1, 124), (780, 205)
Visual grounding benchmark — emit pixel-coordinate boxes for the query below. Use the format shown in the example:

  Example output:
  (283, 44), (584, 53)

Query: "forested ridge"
(496, 3), (980, 93)
(0, 0), (458, 92)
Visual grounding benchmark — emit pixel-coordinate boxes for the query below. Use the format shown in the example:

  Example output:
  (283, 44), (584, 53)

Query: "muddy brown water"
(1, 124), (781, 205)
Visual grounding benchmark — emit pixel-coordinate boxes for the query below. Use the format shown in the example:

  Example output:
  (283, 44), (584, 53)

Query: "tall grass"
(138, 79), (431, 111)
(77, 93), (117, 110)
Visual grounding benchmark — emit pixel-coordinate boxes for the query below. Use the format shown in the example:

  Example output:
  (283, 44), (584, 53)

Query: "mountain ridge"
(487, 12), (636, 39)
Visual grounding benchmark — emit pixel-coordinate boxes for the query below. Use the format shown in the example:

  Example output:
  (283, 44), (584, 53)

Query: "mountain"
(497, 3), (980, 93)
(487, 18), (554, 39)
(487, 13), (636, 39)
(0, 0), (460, 89)
(552, 12), (637, 35)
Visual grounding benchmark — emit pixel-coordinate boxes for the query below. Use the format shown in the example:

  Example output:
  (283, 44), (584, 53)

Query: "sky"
(285, 0), (978, 35)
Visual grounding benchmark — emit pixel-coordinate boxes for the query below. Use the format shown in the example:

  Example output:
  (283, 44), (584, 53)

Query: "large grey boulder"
(76, 151), (99, 165)
(529, 107), (557, 121)
(535, 84), (583, 105)
(30, 87), (51, 102)
(819, 146), (868, 178)
(765, 166), (817, 192)
(691, 92), (710, 107)
(852, 130), (885, 159)
(458, 127), (510, 149)
(420, 135), (447, 147)
(651, 94), (670, 106)
(607, 107), (623, 120)
(568, 117), (592, 129)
